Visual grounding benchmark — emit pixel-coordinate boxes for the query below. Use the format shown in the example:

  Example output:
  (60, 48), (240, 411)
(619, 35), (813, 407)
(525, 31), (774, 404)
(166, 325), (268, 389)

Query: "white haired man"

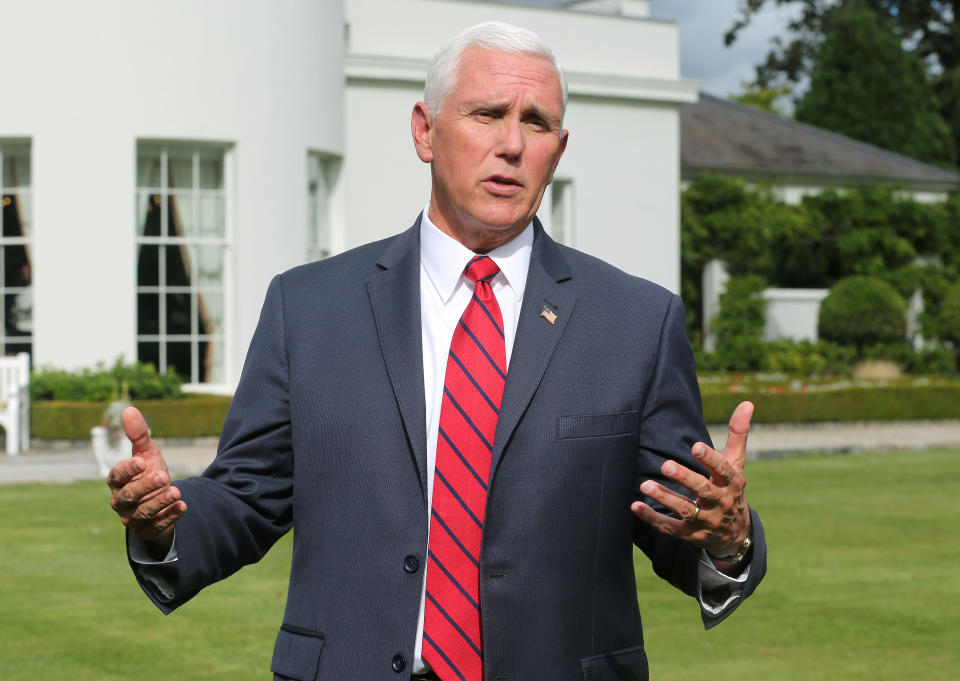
(110, 21), (765, 681)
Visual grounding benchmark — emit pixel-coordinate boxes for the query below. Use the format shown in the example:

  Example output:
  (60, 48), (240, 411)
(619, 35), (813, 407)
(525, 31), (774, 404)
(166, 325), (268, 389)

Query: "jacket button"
(392, 654), (406, 672)
(404, 555), (420, 573)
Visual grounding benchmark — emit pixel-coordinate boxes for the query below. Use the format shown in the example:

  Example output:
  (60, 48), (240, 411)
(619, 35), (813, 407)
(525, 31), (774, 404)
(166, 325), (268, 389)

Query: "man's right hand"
(107, 406), (186, 552)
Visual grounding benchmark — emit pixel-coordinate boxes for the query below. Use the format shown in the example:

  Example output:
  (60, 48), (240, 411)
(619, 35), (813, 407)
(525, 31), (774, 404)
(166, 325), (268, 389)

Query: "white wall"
(0, 0), (344, 386)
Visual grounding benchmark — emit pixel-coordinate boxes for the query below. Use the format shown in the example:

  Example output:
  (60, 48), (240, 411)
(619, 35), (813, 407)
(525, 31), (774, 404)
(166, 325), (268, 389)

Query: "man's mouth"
(486, 175), (522, 187)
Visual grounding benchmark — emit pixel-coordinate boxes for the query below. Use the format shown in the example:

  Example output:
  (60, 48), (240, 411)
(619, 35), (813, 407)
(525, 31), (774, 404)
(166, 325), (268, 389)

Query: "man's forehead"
(453, 49), (563, 105)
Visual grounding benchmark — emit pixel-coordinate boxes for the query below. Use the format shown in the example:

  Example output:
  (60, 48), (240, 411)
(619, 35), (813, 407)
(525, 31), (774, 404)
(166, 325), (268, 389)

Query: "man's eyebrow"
(461, 99), (562, 127)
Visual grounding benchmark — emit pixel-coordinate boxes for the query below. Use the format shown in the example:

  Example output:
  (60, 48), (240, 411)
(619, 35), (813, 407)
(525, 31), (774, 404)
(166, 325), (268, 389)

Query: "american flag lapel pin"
(540, 303), (558, 325)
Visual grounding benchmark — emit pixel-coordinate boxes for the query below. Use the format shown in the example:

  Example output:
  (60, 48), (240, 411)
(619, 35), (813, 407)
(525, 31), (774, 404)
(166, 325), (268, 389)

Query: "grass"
(635, 448), (960, 680)
(1, 449), (958, 680)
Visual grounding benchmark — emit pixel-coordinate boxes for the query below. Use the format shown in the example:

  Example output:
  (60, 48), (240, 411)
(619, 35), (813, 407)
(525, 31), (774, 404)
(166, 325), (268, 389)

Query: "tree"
(729, 81), (793, 115)
(794, 1), (955, 164)
(818, 276), (907, 355)
(727, 0), (960, 163)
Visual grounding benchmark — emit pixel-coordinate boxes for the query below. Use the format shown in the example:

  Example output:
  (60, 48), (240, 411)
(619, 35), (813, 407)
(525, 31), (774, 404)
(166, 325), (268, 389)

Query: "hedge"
(25, 386), (960, 440)
(701, 385), (960, 424)
(30, 395), (233, 440)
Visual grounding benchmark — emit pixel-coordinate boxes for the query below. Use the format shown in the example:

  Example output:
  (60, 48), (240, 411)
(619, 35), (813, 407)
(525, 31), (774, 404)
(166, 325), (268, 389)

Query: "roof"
(681, 93), (960, 191)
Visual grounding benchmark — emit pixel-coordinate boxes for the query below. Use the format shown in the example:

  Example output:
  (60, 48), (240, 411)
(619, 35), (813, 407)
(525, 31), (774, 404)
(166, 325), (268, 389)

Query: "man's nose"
(495, 116), (524, 160)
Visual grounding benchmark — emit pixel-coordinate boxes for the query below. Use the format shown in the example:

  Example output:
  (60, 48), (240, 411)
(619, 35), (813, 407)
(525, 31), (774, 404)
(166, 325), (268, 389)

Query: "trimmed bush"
(31, 395), (231, 440)
(818, 276), (907, 355)
(702, 384), (960, 424)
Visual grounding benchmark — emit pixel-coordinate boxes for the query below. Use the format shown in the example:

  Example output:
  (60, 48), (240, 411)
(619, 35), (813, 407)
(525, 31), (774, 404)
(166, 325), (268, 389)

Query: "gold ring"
(685, 504), (701, 522)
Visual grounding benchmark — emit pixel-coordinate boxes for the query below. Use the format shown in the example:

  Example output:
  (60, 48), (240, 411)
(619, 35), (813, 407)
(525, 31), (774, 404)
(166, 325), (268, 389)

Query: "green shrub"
(31, 358), (182, 402)
(701, 384), (960, 424)
(31, 395), (231, 440)
(762, 339), (858, 376)
(939, 281), (960, 348)
(710, 275), (769, 371)
(818, 276), (907, 355)
(907, 346), (957, 374)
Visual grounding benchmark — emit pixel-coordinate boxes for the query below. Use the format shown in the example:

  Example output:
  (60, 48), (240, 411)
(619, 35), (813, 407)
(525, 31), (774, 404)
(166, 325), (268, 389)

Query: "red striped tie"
(424, 255), (506, 681)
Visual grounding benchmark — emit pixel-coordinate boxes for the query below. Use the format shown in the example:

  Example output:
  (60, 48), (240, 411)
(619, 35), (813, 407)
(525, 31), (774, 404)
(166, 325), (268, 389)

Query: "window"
(550, 179), (574, 246)
(136, 144), (227, 384)
(307, 152), (341, 261)
(0, 141), (32, 357)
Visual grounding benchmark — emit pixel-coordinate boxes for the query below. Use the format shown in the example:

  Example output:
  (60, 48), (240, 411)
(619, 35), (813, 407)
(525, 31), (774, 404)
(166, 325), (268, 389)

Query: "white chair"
(0, 352), (30, 455)
(91, 425), (129, 477)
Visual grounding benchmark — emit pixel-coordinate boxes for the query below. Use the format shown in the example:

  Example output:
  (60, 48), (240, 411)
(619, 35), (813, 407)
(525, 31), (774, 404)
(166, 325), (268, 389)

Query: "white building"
(0, 0), (694, 391)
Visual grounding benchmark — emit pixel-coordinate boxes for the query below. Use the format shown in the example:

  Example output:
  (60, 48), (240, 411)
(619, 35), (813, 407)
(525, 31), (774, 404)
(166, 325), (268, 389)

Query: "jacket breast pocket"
(557, 411), (639, 440)
(581, 643), (649, 681)
(271, 625), (325, 681)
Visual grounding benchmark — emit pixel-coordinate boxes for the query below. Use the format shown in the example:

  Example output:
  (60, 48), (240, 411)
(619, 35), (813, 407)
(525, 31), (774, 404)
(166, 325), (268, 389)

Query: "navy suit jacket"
(133, 217), (766, 681)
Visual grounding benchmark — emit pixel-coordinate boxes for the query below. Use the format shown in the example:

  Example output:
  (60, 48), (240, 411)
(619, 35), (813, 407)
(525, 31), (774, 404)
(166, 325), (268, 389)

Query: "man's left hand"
(631, 401), (753, 569)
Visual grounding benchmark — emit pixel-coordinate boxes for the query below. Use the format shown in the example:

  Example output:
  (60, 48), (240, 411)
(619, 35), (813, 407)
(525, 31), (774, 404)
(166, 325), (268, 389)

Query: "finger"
(692, 442), (740, 487)
(122, 407), (162, 463)
(111, 469), (170, 512)
(107, 456), (145, 491)
(639, 480), (699, 520)
(723, 401), (754, 470)
(631, 501), (688, 537)
(660, 460), (720, 504)
(130, 485), (182, 524)
(129, 499), (187, 539)
(148, 500), (187, 535)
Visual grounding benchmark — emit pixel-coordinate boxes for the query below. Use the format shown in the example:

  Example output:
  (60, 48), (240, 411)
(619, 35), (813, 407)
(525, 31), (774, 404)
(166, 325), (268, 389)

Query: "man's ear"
(549, 129), (569, 181)
(411, 102), (434, 163)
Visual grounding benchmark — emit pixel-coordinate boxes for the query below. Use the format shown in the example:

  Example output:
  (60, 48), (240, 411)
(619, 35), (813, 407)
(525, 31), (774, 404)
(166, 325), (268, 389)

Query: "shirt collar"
(420, 207), (533, 304)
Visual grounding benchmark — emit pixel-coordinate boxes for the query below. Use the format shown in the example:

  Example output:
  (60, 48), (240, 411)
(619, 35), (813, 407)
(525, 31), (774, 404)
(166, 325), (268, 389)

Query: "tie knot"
(464, 255), (500, 285)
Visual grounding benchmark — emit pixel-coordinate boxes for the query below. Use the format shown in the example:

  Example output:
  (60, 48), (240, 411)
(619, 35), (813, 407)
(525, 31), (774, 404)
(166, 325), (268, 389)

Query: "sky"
(499, 0), (797, 98)
(648, 0), (797, 97)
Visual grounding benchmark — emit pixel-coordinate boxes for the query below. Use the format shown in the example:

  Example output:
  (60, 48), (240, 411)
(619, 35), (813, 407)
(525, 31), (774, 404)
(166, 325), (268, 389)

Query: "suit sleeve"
(632, 293), (767, 629)
(132, 276), (295, 613)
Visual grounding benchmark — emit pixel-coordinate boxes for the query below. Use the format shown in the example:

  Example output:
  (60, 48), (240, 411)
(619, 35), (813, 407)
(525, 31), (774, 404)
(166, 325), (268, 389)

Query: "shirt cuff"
(696, 549), (750, 616)
(128, 530), (179, 601)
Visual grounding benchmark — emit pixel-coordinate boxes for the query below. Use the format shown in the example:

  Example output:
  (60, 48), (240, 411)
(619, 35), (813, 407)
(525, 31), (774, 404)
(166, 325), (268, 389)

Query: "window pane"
(4, 291), (32, 336)
(2, 195), (27, 238)
(195, 246), (223, 287)
(2, 144), (31, 188)
(168, 192), (194, 238)
(198, 195), (224, 237)
(137, 150), (162, 188)
(137, 293), (160, 335)
(166, 341), (192, 382)
(3, 245), (30, 287)
(198, 153), (223, 189)
(15, 193), (32, 238)
(165, 244), (191, 287)
(137, 244), (160, 287)
(198, 289), (223, 334)
(138, 341), (160, 372)
(5, 340), (31, 357)
(167, 150), (193, 189)
(199, 336), (224, 383)
(166, 292), (192, 335)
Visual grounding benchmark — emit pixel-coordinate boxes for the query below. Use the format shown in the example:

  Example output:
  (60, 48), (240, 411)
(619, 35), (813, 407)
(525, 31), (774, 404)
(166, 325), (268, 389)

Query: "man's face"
(413, 48), (568, 251)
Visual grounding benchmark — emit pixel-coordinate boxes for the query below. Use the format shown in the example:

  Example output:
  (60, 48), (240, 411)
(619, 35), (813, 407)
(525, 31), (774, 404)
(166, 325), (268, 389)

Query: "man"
(109, 22), (765, 681)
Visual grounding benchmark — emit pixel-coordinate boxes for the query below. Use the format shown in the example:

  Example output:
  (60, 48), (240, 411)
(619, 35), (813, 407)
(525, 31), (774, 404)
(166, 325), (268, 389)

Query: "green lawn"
(2, 449), (957, 680)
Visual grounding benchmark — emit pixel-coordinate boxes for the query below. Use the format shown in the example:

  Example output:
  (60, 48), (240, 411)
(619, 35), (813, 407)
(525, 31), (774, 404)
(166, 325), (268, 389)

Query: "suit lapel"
(491, 224), (575, 479)
(366, 220), (429, 498)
